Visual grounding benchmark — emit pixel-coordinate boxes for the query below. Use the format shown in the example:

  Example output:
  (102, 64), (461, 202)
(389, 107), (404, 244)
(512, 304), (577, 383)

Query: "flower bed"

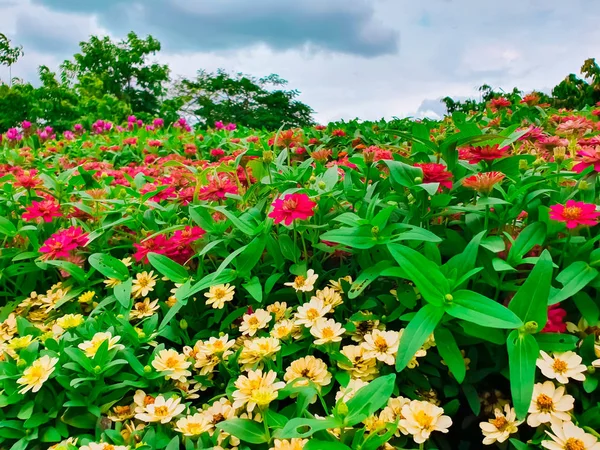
(0, 106), (599, 450)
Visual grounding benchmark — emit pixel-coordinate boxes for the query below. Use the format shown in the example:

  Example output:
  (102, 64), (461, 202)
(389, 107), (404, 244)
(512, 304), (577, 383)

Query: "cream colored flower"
(328, 275), (353, 293)
(133, 390), (156, 414)
(108, 404), (136, 422)
(175, 413), (212, 436)
(284, 355), (332, 388)
(380, 396), (411, 436)
(362, 329), (400, 366)
(336, 379), (369, 403)
(80, 442), (129, 450)
(152, 349), (192, 382)
(239, 309), (272, 336)
(480, 404), (522, 445)
(203, 397), (237, 433)
(17, 354), (59, 394)
(527, 381), (574, 427)
(55, 314), (84, 330)
(314, 287), (343, 309)
(104, 278), (121, 288)
(7, 335), (34, 355)
(238, 337), (281, 370)
(204, 284), (235, 309)
(566, 317), (589, 335)
(593, 358), (600, 368)
(270, 438), (308, 450)
(338, 344), (378, 381)
(131, 271), (158, 299)
(271, 319), (301, 340)
(310, 318), (345, 345)
(399, 400), (452, 444)
(135, 395), (185, 423)
(78, 332), (124, 358)
(232, 369), (285, 412)
(295, 297), (331, 328)
(542, 421), (600, 450)
(267, 302), (290, 321)
(537, 351), (587, 384)
(284, 269), (318, 292)
(130, 298), (160, 320)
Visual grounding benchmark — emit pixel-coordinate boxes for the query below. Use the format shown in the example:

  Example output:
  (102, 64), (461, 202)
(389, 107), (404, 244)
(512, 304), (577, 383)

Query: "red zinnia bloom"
(520, 93), (539, 106)
(466, 145), (509, 164)
(490, 97), (511, 108)
(541, 305), (567, 333)
(198, 174), (238, 202)
(462, 171), (505, 194)
(22, 200), (62, 223)
(549, 200), (600, 229)
(572, 146), (600, 173)
(269, 193), (316, 226)
(414, 163), (453, 190)
(331, 129), (346, 137)
(210, 148), (225, 158)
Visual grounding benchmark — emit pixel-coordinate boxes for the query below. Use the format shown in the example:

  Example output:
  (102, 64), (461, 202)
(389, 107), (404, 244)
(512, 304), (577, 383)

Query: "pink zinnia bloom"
(490, 97), (511, 108)
(39, 235), (77, 260)
(414, 163), (453, 190)
(541, 305), (567, 333)
(549, 200), (600, 229)
(198, 174), (238, 202)
(572, 146), (600, 173)
(22, 200), (62, 223)
(268, 193), (316, 226)
(462, 171), (505, 194)
(466, 145), (509, 164)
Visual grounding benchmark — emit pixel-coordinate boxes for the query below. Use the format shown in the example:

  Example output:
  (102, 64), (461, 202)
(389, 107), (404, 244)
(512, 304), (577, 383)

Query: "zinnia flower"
(541, 305), (567, 333)
(239, 309), (272, 336)
(131, 271), (158, 298)
(22, 199), (62, 223)
(536, 351), (587, 383)
(310, 318), (345, 345)
(204, 284), (235, 309)
(479, 404), (522, 445)
(361, 329), (400, 366)
(399, 400), (452, 444)
(573, 146), (600, 173)
(135, 395), (185, 423)
(17, 355), (59, 394)
(549, 200), (600, 229)
(462, 171), (505, 194)
(175, 413), (212, 436)
(414, 163), (453, 190)
(284, 355), (332, 388)
(527, 381), (574, 427)
(78, 332), (124, 358)
(269, 193), (316, 226)
(285, 269), (318, 292)
(466, 145), (509, 164)
(152, 349), (192, 382)
(542, 421), (600, 450)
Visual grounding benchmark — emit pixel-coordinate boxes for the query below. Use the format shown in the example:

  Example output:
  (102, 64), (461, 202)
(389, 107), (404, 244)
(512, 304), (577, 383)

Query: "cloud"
(30, 0), (399, 57)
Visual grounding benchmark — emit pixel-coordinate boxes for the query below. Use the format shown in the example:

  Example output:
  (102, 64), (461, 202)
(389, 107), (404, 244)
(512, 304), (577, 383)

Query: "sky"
(0, 0), (599, 123)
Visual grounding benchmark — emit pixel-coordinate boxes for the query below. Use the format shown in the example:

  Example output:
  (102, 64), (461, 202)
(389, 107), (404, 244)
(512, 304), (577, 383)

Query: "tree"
(0, 33), (24, 86)
(175, 70), (314, 129)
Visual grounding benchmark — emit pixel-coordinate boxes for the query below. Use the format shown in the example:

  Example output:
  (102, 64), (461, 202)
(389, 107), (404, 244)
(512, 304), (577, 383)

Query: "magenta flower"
(549, 200), (600, 229)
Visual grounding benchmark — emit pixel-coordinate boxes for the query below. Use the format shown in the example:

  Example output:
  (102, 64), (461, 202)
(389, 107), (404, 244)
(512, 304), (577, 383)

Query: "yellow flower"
(284, 269), (318, 292)
(295, 297), (331, 328)
(267, 302), (289, 321)
(80, 442), (129, 450)
(131, 271), (158, 299)
(239, 309), (272, 336)
(361, 329), (400, 365)
(310, 318), (345, 345)
(542, 421), (600, 450)
(270, 438), (308, 450)
(328, 275), (352, 293)
(78, 332), (124, 358)
(152, 349), (192, 382)
(238, 337), (281, 370)
(175, 413), (212, 436)
(103, 278), (121, 288)
(55, 313), (84, 330)
(78, 291), (95, 304)
(380, 396), (411, 436)
(314, 287), (343, 309)
(7, 335), (34, 354)
(271, 319), (301, 340)
(480, 404), (522, 445)
(537, 351), (587, 384)
(338, 344), (378, 380)
(135, 395), (185, 423)
(399, 400), (452, 444)
(232, 369), (285, 412)
(17, 354), (59, 394)
(204, 284), (235, 309)
(130, 298), (160, 320)
(527, 381), (574, 427)
(284, 355), (331, 388)
(121, 257), (133, 267)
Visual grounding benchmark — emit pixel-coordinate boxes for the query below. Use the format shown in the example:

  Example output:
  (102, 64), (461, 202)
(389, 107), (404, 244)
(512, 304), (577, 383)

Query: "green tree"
(0, 33), (24, 86)
(175, 70), (314, 129)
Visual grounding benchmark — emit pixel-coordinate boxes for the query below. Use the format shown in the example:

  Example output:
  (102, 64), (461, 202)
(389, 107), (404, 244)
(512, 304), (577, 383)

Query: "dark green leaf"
(396, 304), (444, 371)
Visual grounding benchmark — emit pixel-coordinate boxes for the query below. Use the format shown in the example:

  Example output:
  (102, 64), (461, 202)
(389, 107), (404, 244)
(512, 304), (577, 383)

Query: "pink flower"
(465, 145), (509, 164)
(22, 200), (62, 223)
(541, 305), (567, 333)
(210, 148), (225, 158)
(39, 226), (88, 261)
(225, 123), (237, 131)
(214, 121), (225, 130)
(549, 200), (600, 229)
(269, 193), (316, 226)
(198, 174), (238, 202)
(414, 163), (453, 190)
(572, 146), (600, 173)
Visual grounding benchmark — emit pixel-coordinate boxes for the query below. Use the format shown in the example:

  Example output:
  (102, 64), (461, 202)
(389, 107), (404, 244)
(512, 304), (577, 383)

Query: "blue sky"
(0, 0), (598, 122)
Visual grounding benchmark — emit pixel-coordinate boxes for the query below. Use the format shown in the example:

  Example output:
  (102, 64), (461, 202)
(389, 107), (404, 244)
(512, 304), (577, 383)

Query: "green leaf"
(216, 419), (268, 444)
(147, 253), (189, 283)
(507, 330), (539, 419)
(320, 225), (379, 249)
(447, 290), (523, 329)
(165, 436), (179, 450)
(88, 253), (128, 280)
(509, 438), (535, 450)
(235, 234), (267, 276)
(435, 327), (466, 383)
(384, 160), (422, 189)
(508, 250), (553, 330)
(549, 261), (598, 305)
(242, 276), (262, 303)
(0, 216), (16, 236)
(396, 304), (444, 371)
(279, 417), (340, 439)
(573, 292), (599, 326)
(40, 426), (62, 443)
(535, 333), (579, 352)
(304, 440), (352, 450)
(345, 374), (396, 426)
(388, 244), (449, 306)
(114, 278), (132, 309)
(348, 260), (394, 299)
(41, 260), (87, 283)
(507, 222), (546, 264)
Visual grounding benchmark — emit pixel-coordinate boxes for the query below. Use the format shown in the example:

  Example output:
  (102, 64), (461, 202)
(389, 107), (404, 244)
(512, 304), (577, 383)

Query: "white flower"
(335, 379), (369, 403)
(204, 284), (235, 309)
(527, 381), (574, 427)
(479, 404), (522, 445)
(284, 269), (318, 292)
(80, 442), (129, 450)
(78, 332), (124, 358)
(175, 413), (212, 436)
(537, 351), (587, 384)
(152, 349), (192, 382)
(239, 309), (272, 337)
(135, 395), (185, 423)
(295, 297), (331, 328)
(399, 400), (452, 444)
(310, 318), (345, 345)
(542, 420), (600, 450)
(17, 355), (59, 394)
(361, 329), (399, 366)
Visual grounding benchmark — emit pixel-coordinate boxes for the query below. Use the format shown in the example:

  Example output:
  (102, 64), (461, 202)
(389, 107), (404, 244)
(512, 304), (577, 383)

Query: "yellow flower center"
(28, 366), (44, 382)
(248, 317), (259, 326)
(165, 357), (180, 368)
(102, 445), (115, 450)
(536, 394), (554, 412)
(154, 406), (169, 417)
(414, 410), (434, 430)
(294, 276), (306, 287)
(306, 309), (319, 320)
(186, 422), (204, 435)
(552, 359), (568, 374)
(565, 438), (585, 450)
(321, 327), (335, 339)
(138, 278), (150, 288)
(491, 416), (508, 430)
(374, 336), (389, 352)
(213, 289), (226, 300)
(251, 388), (276, 406)
(562, 207), (582, 220)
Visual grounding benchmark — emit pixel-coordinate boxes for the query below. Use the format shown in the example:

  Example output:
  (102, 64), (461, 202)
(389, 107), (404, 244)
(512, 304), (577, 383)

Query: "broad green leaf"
(507, 222), (546, 264)
(114, 278), (132, 309)
(345, 374), (396, 426)
(434, 327), (466, 383)
(216, 419), (268, 444)
(396, 304), (444, 371)
(147, 253), (189, 283)
(235, 234), (267, 275)
(348, 260), (394, 299)
(549, 261), (598, 305)
(304, 440), (351, 450)
(320, 225), (380, 249)
(447, 290), (522, 329)
(279, 417), (340, 439)
(535, 333), (579, 352)
(388, 244), (449, 306)
(41, 260), (87, 283)
(88, 253), (129, 280)
(242, 276), (262, 302)
(573, 292), (599, 326)
(509, 250), (553, 330)
(507, 330), (539, 419)
(0, 217), (16, 236)
(384, 160), (422, 189)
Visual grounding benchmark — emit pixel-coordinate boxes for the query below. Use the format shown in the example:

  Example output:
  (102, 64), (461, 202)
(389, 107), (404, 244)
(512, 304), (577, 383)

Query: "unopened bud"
(579, 180), (590, 191)
(336, 401), (349, 417)
(554, 146), (566, 163)
(318, 181), (326, 189)
(444, 294), (453, 302)
(94, 365), (102, 374)
(180, 319), (188, 330)
(144, 365), (152, 373)
(414, 177), (423, 184)
(371, 226), (379, 236)
(519, 159), (528, 171)
(587, 365), (596, 374)
(262, 150), (274, 164)
(524, 321), (538, 333)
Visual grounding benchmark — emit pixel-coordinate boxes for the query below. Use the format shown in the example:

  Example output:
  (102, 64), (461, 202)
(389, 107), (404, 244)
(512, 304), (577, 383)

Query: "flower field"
(0, 101), (600, 450)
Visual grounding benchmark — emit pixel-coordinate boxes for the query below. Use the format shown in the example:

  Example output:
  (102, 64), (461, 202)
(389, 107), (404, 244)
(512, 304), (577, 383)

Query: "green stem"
(484, 205), (490, 231)
(262, 407), (271, 441)
(557, 232), (572, 269)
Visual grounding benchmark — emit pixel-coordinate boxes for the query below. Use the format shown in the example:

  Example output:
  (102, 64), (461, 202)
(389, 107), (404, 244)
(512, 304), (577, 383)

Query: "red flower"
(549, 200), (600, 229)
(541, 305), (567, 333)
(22, 200), (62, 223)
(572, 146), (600, 173)
(520, 93), (539, 106)
(462, 171), (505, 194)
(414, 163), (453, 190)
(331, 129), (346, 137)
(490, 97), (511, 108)
(39, 226), (88, 261)
(466, 145), (509, 164)
(198, 174), (238, 202)
(210, 148), (225, 158)
(269, 193), (316, 226)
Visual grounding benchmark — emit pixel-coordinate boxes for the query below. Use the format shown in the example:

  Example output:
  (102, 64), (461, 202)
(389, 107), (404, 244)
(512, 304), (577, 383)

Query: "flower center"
(144, 395), (155, 406)
(102, 445), (115, 450)
(28, 366), (44, 381)
(491, 416), (508, 430)
(154, 406), (169, 417)
(414, 410), (434, 430)
(565, 438), (586, 450)
(212, 413), (225, 424)
(165, 357), (180, 368)
(552, 359), (568, 374)
(306, 309), (319, 320)
(536, 394), (554, 412)
(248, 317), (259, 326)
(374, 337), (389, 352)
(187, 423), (204, 435)
(322, 327), (335, 338)
(251, 388), (276, 406)
(283, 199), (298, 211)
(294, 276), (306, 287)
(213, 289), (226, 300)
(138, 278), (149, 288)
(562, 207), (582, 220)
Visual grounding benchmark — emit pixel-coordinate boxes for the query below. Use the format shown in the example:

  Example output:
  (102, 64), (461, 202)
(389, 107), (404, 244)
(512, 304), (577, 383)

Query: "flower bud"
(144, 365), (152, 373)
(444, 294), (453, 302)
(336, 401), (349, 418)
(524, 321), (538, 333)
(518, 159), (529, 171)
(180, 319), (188, 330)
(262, 150), (274, 164)
(371, 226), (379, 236)
(94, 365), (102, 374)
(414, 176), (423, 184)
(318, 181), (326, 189)
(579, 180), (590, 191)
